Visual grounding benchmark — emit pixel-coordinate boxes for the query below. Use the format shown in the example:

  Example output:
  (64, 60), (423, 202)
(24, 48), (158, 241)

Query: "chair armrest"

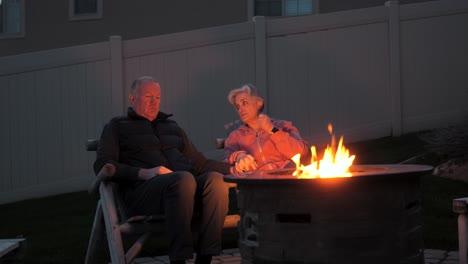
(86, 139), (100, 152)
(88, 163), (116, 197)
(454, 198), (468, 214)
(453, 198), (468, 264)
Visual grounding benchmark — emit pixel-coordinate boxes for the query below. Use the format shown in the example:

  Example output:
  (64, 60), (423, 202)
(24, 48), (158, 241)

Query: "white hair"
(227, 83), (264, 112)
(130, 76), (156, 94)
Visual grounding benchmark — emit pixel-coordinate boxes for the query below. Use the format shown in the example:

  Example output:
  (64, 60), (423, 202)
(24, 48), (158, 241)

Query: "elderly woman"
(224, 84), (309, 173)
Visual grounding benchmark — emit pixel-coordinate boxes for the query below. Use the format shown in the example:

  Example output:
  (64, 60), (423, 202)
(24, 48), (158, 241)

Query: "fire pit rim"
(224, 164), (433, 183)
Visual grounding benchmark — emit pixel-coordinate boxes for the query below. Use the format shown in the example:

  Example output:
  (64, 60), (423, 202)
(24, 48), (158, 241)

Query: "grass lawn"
(1, 131), (466, 263)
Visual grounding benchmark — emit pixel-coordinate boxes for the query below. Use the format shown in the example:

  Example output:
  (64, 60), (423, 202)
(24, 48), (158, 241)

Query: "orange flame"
(292, 124), (356, 178)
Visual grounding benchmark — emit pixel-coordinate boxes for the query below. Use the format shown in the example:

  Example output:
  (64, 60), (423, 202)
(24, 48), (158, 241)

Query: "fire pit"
(224, 164), (433, 264)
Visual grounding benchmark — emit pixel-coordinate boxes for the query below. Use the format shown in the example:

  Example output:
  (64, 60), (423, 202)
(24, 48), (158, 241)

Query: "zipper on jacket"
(256, 131), (272, 170)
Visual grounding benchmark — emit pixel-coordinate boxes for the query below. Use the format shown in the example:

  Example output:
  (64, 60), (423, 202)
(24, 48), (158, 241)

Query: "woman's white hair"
(227, 83), (264, 112)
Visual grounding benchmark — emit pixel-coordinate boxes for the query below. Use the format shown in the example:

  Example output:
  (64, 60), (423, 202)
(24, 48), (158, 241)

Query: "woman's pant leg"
(194, 171), (229, 255)
(123, 171), (197, 260)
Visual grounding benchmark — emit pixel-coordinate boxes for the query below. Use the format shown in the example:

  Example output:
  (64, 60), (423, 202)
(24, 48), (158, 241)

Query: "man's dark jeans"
(123, 171), (229, 261)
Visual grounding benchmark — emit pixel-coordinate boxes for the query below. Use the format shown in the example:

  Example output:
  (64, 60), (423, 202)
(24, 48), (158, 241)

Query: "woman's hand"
(235, 153), (258, 172)
(258, 113), (275, 133)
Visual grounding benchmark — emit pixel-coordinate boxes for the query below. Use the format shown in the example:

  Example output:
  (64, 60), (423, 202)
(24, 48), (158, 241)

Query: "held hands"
(138, 166), (173, 180)
(257, 114), (275, 133)
(235, 152), (258, 172)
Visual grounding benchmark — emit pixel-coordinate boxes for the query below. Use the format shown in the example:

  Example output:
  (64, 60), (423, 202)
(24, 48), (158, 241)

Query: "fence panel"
(400, 0), (468, 133)
(122, 24), (256, 153)
(266, 8), (391, 145)
(0, 44), (114, 204)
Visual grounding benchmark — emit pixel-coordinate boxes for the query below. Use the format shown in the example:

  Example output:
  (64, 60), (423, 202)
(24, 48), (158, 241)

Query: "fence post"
(109, 35), (124, 115)
(253, 16), (268, 113)
(247, 0), (254, 21)
(386, 1), (402, 136)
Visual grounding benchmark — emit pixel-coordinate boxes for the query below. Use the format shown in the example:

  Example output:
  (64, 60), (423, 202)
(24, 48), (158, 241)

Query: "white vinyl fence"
(0, 0), (467, 204)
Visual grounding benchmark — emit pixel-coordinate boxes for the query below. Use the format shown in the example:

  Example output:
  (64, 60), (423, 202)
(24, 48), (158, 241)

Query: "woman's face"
(233, 92), (262, 123)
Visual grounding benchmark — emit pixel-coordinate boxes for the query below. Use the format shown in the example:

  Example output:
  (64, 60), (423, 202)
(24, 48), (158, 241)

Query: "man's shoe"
(195, 254), (212, 264)
(170, 260), (185, 264)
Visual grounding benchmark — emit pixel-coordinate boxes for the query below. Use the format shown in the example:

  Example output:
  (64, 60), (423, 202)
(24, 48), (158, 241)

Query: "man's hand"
(138, 166), (173, 180)
(97, 163), (116, 181)
(235, 153), (258, 172)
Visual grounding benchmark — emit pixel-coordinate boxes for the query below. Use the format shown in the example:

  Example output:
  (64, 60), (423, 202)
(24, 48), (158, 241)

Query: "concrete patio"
(132, 248), (460, 264)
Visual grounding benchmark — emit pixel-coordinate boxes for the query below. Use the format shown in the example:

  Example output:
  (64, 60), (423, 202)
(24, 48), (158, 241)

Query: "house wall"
(0, 0), (467, 204)
(0, 0), (438, 58)
(319, 0), (432, 13)
(0, 0), (248, 57)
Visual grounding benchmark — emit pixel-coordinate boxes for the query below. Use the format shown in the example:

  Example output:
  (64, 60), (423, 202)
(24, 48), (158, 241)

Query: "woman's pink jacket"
(224, 120), (309, 171)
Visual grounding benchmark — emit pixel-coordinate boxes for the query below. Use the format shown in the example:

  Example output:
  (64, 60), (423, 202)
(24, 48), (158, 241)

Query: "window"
(255, 0), (283, 16)
(69, 0), (102, 21)
(284, 0), (314, 16)
(0, 0), (24, 39)
(254, 0), (318, 17)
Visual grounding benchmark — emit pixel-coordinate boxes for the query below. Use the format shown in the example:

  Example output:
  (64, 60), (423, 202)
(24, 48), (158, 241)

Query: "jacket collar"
(239, 123), (258, 134)
(127, 107), (173, 122)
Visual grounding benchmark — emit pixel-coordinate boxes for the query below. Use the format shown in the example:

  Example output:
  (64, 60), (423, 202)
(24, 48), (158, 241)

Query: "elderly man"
(94, 76), (233, 264)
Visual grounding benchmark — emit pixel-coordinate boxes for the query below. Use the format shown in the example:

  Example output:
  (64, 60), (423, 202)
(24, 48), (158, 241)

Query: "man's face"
(129, 81), (161, 121)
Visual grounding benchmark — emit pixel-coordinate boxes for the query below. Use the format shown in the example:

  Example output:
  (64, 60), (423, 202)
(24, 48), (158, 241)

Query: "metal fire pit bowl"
(224, 164), (433, 264)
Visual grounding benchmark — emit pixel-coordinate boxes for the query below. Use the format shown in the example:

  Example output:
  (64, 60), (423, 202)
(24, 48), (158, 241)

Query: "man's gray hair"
(227, 83), (264, 112)
(130, 76), (156, 93)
